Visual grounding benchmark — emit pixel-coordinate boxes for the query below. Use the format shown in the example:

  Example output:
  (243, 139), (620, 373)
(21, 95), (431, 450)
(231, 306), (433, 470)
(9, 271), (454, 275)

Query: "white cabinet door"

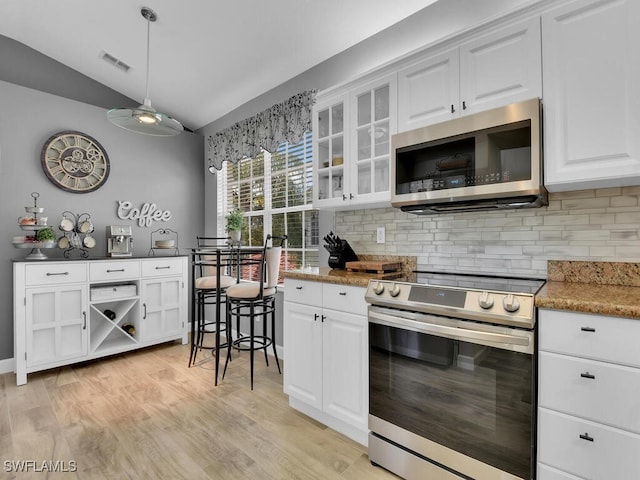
(314, 75), (395, 209)
(349, 74), (397, 206)
(398, 18), (541, 133)
(283, 301), (323, 410)
(141, 276), (184, 342)
(313, 92), (349, 208)
(322, 309), (368, 431)
(459, 17), (541, 115)
(398, 48), (459, 132)
(25, 284), (88, 367)
(542, 0), (640, 191)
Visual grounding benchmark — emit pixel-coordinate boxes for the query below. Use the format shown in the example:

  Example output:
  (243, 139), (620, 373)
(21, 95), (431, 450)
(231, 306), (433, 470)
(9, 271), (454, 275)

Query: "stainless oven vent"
(401, 192), (547, 214)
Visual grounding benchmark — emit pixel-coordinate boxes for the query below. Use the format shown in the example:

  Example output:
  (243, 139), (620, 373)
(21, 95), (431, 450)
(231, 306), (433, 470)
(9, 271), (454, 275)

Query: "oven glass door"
(369, 320), (535, 479)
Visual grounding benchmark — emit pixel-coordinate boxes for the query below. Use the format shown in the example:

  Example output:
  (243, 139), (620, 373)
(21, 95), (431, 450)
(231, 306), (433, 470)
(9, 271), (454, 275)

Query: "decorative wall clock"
(40, 131), (110, 193)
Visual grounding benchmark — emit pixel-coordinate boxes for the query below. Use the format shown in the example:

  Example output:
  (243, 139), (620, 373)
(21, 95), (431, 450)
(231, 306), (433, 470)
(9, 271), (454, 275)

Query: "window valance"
(207, 89), (316, 171)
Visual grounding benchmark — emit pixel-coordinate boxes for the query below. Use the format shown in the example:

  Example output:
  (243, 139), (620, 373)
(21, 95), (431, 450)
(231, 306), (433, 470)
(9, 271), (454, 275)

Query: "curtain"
(207, 89), (316, 171)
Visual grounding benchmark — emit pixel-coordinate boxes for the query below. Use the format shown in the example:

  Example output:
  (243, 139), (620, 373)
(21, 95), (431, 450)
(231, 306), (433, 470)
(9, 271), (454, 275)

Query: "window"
(217, 131), (319, 281)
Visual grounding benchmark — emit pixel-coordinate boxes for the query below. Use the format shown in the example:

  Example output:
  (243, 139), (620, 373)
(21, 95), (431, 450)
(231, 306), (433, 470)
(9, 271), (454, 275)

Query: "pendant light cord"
(144, 12), (151, 103)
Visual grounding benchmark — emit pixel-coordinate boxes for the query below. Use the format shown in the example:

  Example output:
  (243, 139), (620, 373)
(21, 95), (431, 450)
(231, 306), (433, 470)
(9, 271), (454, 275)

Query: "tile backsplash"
(335, 187), (640, 278)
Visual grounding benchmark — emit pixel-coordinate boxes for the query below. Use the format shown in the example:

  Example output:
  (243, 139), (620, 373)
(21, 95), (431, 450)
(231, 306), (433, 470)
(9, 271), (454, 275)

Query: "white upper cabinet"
(313, 73), (396, 209)
(398, 48), (459, 131)
(459, 17), (542, 115)
(542, 0), (640, 191)
(398, 17), (542, 132)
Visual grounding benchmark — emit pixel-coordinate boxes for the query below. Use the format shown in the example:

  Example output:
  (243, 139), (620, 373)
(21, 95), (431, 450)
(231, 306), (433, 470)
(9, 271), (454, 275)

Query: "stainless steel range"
(365, 271), (545, 480)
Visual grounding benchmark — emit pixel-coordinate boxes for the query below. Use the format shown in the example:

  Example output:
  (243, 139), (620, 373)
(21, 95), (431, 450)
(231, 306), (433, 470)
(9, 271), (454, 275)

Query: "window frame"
(216, 132), (318, 281)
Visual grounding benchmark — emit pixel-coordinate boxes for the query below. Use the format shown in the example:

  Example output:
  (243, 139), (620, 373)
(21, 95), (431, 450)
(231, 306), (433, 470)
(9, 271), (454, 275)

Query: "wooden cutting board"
(345, 261), (402, 274)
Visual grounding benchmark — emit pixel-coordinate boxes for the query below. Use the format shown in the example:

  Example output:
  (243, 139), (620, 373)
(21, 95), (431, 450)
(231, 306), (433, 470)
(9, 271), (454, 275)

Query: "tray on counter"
(345, 261), (403, 278)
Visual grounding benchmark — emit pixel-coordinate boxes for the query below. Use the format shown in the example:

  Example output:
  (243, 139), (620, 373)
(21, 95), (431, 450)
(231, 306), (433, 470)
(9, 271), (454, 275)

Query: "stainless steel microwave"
(391, 98), (546, 214)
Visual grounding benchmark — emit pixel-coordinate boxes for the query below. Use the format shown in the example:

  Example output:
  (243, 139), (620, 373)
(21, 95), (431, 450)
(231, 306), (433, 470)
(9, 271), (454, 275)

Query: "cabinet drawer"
(323, 283), (366, 316)
(25, 263), (87, 285)
(141, 257), (184, 277)
(539, 351), (640, 433)
(284, 279), (322, 308)
(89, 260), (140, 282)
(538, 408), (640, 479)
(539, 309), (640, 368)
(537, 464), (582, 480)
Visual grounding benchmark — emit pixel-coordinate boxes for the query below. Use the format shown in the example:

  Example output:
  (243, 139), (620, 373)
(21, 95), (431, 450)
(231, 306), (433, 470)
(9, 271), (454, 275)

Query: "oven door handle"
(369, 308), (533, 352)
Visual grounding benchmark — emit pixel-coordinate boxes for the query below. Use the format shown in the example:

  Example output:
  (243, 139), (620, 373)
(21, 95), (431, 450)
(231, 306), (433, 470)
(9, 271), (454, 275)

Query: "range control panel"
(365, 280), (535, 329)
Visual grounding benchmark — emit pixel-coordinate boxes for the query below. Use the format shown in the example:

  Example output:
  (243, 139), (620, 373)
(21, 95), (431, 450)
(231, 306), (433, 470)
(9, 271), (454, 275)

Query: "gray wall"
(0, 34), (137, 113)
(0, 79), (204, 362)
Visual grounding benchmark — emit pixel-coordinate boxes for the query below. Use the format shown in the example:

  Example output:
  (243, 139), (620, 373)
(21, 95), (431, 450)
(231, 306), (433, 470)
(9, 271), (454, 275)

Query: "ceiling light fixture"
(107, 7), (183, 136)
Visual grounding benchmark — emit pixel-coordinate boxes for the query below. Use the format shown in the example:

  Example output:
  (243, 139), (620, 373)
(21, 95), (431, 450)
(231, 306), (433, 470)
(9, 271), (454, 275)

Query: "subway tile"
(335, 188), (640, 278)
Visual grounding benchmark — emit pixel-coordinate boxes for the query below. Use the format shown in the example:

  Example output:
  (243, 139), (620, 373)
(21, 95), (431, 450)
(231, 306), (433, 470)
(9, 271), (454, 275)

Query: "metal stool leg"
(250, 302), (255, 390)
(271, 298), (281, 374)
(262, 302), (269, 366)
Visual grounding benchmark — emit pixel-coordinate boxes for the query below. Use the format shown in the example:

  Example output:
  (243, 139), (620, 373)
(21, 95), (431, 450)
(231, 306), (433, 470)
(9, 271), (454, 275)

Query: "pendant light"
(107, 7), (183, 136)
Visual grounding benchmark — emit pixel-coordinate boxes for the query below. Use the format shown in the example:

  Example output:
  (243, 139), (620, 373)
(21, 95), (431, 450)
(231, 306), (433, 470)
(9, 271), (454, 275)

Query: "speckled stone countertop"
(283, 255), (417, 288)
(535, 261), (640, 319)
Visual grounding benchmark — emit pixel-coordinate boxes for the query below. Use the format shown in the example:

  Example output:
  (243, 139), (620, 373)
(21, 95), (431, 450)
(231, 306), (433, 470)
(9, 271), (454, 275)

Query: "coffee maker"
(107, 225), (133, 257)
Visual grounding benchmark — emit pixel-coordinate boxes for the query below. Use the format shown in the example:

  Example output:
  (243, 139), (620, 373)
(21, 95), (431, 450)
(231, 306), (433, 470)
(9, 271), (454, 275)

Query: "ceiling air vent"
(99, 50), (131, 73)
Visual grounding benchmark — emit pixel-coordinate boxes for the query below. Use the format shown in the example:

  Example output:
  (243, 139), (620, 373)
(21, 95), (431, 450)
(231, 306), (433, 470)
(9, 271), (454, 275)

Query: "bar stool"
(222, 234), (286, 389)
(189, 236), (236, 367)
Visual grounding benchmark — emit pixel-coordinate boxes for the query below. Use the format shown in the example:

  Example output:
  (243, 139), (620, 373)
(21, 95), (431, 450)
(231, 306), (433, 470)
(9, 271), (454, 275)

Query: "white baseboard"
(0, 357), (14, 375)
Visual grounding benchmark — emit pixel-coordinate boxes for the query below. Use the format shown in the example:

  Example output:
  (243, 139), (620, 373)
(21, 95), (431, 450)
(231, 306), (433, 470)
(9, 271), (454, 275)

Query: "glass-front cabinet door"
(351, 74), (396, 203)
(313, 73), (396, 209)
(313, 93), (349, 208)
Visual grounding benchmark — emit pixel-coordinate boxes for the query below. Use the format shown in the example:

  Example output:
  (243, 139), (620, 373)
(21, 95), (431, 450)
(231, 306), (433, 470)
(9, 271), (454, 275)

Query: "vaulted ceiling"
(0, 0), (438, 131)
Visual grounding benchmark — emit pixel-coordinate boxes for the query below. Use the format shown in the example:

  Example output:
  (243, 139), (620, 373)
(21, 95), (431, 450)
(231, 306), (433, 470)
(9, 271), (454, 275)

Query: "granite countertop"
(283, 255), (417, 288)
(535, 261), (640, 319)
(283, 266), (416, 288)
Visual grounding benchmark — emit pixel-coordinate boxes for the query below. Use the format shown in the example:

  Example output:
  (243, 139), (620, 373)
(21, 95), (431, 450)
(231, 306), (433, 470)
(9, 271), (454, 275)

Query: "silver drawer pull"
(339, 292), (347, 296)
(580, 372), (595, 380)
(46, 272), (69, 276)
(106, 269), (125, 273)
(295, 286), (303, 290)
(579, 433), (594, 442)
(155, 266), (171, 270)
(581, 326), (596, 332)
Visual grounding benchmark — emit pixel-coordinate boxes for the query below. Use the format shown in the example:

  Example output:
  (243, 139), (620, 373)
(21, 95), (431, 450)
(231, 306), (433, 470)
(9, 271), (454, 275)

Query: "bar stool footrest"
(232, 335), (272, 351)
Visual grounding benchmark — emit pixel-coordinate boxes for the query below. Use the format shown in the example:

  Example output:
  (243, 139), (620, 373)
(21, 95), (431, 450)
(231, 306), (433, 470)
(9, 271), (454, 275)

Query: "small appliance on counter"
(107, 225), (133, 257)
(323, 231), (358, 269)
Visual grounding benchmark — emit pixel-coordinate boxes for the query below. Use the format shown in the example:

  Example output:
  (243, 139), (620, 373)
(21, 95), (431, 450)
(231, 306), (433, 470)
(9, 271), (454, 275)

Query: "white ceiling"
(0, 0), (438, 131)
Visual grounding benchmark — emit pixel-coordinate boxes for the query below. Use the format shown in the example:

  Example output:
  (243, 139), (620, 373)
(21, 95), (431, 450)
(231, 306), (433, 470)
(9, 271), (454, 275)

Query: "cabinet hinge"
(25, 352), (27, 361)
(24, 297), (26, 306)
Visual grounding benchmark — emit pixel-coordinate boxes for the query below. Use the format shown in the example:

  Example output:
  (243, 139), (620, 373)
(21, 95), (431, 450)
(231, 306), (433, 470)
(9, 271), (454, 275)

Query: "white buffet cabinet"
(537, 309), (640, 479)
(283, 278), (368, 445)
(13, 256), (188, 386)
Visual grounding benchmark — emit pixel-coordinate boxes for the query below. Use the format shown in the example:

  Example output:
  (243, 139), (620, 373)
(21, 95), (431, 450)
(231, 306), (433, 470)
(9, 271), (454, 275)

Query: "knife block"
(325, 240), (358, 269)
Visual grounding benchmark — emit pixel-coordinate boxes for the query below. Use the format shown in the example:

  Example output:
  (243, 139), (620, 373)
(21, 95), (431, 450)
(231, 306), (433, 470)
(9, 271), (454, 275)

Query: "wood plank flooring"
(0, 342), (399, 479)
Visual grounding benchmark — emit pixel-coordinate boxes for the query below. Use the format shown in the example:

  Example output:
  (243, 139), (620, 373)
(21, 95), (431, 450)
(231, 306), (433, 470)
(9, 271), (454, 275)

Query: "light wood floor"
(0, 341), (399, 479)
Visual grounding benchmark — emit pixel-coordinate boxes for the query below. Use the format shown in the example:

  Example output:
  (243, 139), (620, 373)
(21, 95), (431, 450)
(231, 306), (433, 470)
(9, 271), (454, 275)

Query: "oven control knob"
(478, 291), (494, 309)
(373, 282), (385, 295)
(503, 294), (520, 313)
(389, 283), (401, 297)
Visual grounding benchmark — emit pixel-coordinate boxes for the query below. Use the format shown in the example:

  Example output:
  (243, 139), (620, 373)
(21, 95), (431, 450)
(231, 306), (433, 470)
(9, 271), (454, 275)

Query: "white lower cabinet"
(283, 279), (368, 445)
(14, 257), (188, 385)
(537, 309), (640, 479)
(25, 283), (88, 368)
